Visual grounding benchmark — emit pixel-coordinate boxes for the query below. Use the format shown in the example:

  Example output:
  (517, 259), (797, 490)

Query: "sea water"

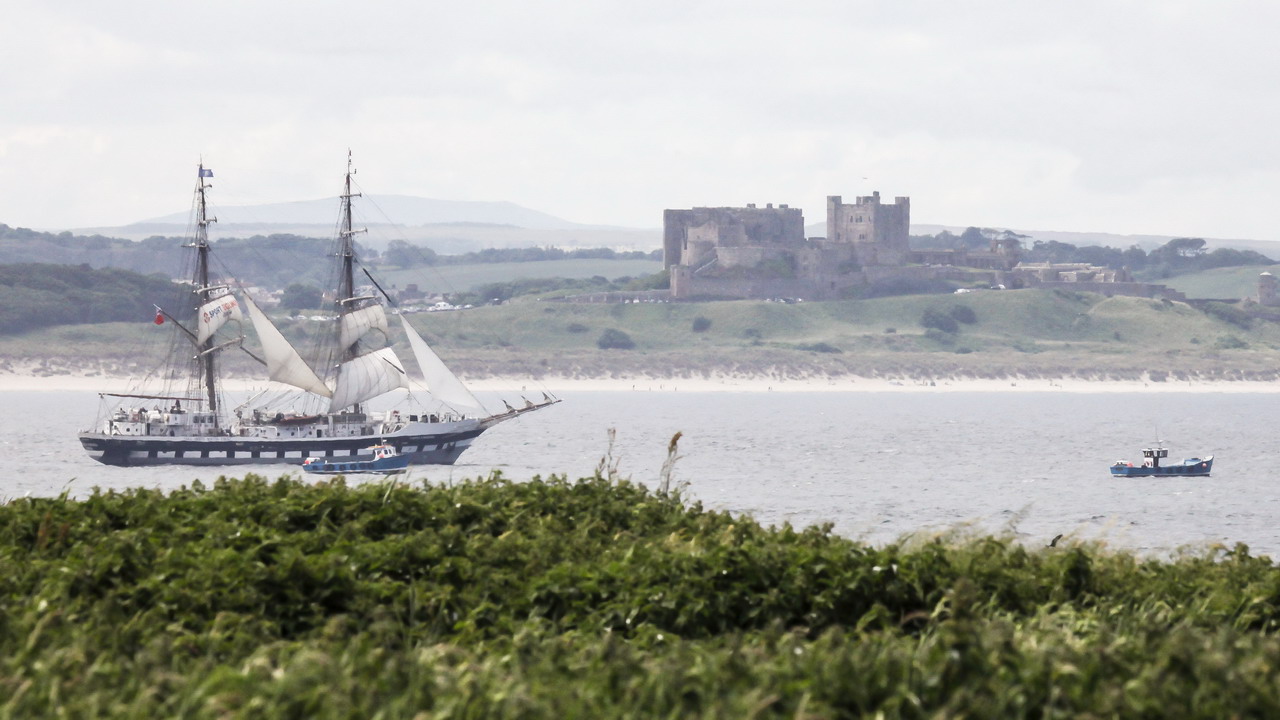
(7, 388), (1280, 557)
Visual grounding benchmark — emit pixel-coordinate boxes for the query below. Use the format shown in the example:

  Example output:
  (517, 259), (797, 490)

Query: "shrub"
(566, 323), (588, 334)
(924, 328), (955, 344)
(281, 283), (324, 311)
(1214, 335), (1249, 350)
(1202, 301), (1252, 329)
(950, 304), (977, 324)
(691, 316), (712, 333)
(797, 342), (842, 354)
(596, 328), (635, 349)
(8, 477), (1280, 715)
(921, 308), (959, 334)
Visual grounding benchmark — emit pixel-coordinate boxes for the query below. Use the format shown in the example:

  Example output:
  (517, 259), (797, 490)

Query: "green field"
(373, 258), (663, 296)
(5, 288), (1280, 382)
(5, 473), (1280, 716)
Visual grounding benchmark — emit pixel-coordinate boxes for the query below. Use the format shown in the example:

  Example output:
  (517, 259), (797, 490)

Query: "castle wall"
(683, 222), (723, 268)
(670, 275), (839, 301)
(794, 245), (856, 279)
(663, 205), (804, 269)
(716, 246), (791, 269)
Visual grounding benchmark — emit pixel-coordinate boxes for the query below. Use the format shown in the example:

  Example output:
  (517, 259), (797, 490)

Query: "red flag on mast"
(154, 306), (165, 325)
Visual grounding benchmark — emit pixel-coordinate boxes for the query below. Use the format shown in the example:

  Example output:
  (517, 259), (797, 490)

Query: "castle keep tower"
(826, 192), (910, 266)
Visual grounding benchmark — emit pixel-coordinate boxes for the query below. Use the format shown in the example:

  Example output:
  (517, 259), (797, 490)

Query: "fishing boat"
(79, 156), (558, 467)
(302, 443), (408, 475)
(1110, 446), (1213, 477)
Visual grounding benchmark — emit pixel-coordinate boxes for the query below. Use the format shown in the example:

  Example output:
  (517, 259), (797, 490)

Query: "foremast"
(337, 151), (365, 334)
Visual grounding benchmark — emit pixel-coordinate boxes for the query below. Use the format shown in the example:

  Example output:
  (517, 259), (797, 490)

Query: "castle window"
(859, 233), (867, 240)
(856, 216), (863, 223)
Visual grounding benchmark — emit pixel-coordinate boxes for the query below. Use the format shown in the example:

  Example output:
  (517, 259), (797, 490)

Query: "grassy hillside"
(5, 474), (1280, 716)
(6, 289), (1280, 382)
(1160, 264), (1280, 300)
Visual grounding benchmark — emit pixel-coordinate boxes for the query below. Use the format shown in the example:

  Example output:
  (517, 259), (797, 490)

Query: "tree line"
(379, 240), (661, 268)
(0, 264), (181, 335)
(0, 224), (662, 288)
(911, 227), (1274, 278)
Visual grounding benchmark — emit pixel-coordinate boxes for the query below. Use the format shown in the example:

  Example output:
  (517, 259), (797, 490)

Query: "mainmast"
(191, 163), (219, 421)
(337, 151), (363, 318)
(337, 151), (369, 411)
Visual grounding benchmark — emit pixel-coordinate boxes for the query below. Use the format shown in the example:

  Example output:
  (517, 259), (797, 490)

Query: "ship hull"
(79, 420), (487, 467)
(1110, 456), (1213, 477)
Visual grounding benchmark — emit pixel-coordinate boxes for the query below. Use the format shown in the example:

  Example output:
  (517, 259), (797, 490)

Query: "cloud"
(2, 0), (1280, 241)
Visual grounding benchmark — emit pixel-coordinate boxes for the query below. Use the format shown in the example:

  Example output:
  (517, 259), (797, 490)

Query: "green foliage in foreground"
(4, 475), (1280, 717)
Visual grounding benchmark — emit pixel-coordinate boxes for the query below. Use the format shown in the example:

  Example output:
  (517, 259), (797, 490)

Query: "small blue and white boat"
(302, 443), (408, 475)
(1110, 446), (1213, 477)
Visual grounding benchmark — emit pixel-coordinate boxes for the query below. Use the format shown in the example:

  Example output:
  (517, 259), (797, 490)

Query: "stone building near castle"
(1259, 272), (1278, 306)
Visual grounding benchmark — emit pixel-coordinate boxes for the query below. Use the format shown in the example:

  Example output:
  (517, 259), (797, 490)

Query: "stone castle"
(663, 193), (1180, 301)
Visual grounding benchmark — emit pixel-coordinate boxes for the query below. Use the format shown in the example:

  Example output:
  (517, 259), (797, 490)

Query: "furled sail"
(329, 347), (409, 412)
(242, 295), (333, 397)
(399, 315), (486, 416)
(196, 294), (244, 344)
(338, 304), (389, 350)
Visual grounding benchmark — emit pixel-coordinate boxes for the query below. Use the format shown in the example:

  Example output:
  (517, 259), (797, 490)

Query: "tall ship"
(79, 157), (558, 467)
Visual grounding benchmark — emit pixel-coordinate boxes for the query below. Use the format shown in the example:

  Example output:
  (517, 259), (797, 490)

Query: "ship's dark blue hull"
(78, 423), (484, 467)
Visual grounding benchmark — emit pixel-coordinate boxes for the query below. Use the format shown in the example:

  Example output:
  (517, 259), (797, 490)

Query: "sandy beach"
(2, 370), (1278, 394)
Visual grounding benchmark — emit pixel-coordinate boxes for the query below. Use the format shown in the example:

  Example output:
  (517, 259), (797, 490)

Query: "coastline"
(4, 371), (1279, 394)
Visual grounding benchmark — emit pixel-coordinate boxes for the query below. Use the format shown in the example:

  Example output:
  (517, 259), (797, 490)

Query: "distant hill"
(135, 195), (589, 231)
(49, 195), (1280, 257)
(68, 194), (662, 253)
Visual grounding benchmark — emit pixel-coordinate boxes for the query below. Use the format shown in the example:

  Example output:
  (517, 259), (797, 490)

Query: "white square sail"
(196, 294), (244, 345)
(329, 347), (409, 412)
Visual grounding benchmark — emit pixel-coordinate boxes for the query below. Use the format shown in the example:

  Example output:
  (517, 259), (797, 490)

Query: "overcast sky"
(4, 1), (1280, 240)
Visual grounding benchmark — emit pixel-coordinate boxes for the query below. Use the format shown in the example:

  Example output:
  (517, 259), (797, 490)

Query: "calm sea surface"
(7, 389), (1279, 557)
